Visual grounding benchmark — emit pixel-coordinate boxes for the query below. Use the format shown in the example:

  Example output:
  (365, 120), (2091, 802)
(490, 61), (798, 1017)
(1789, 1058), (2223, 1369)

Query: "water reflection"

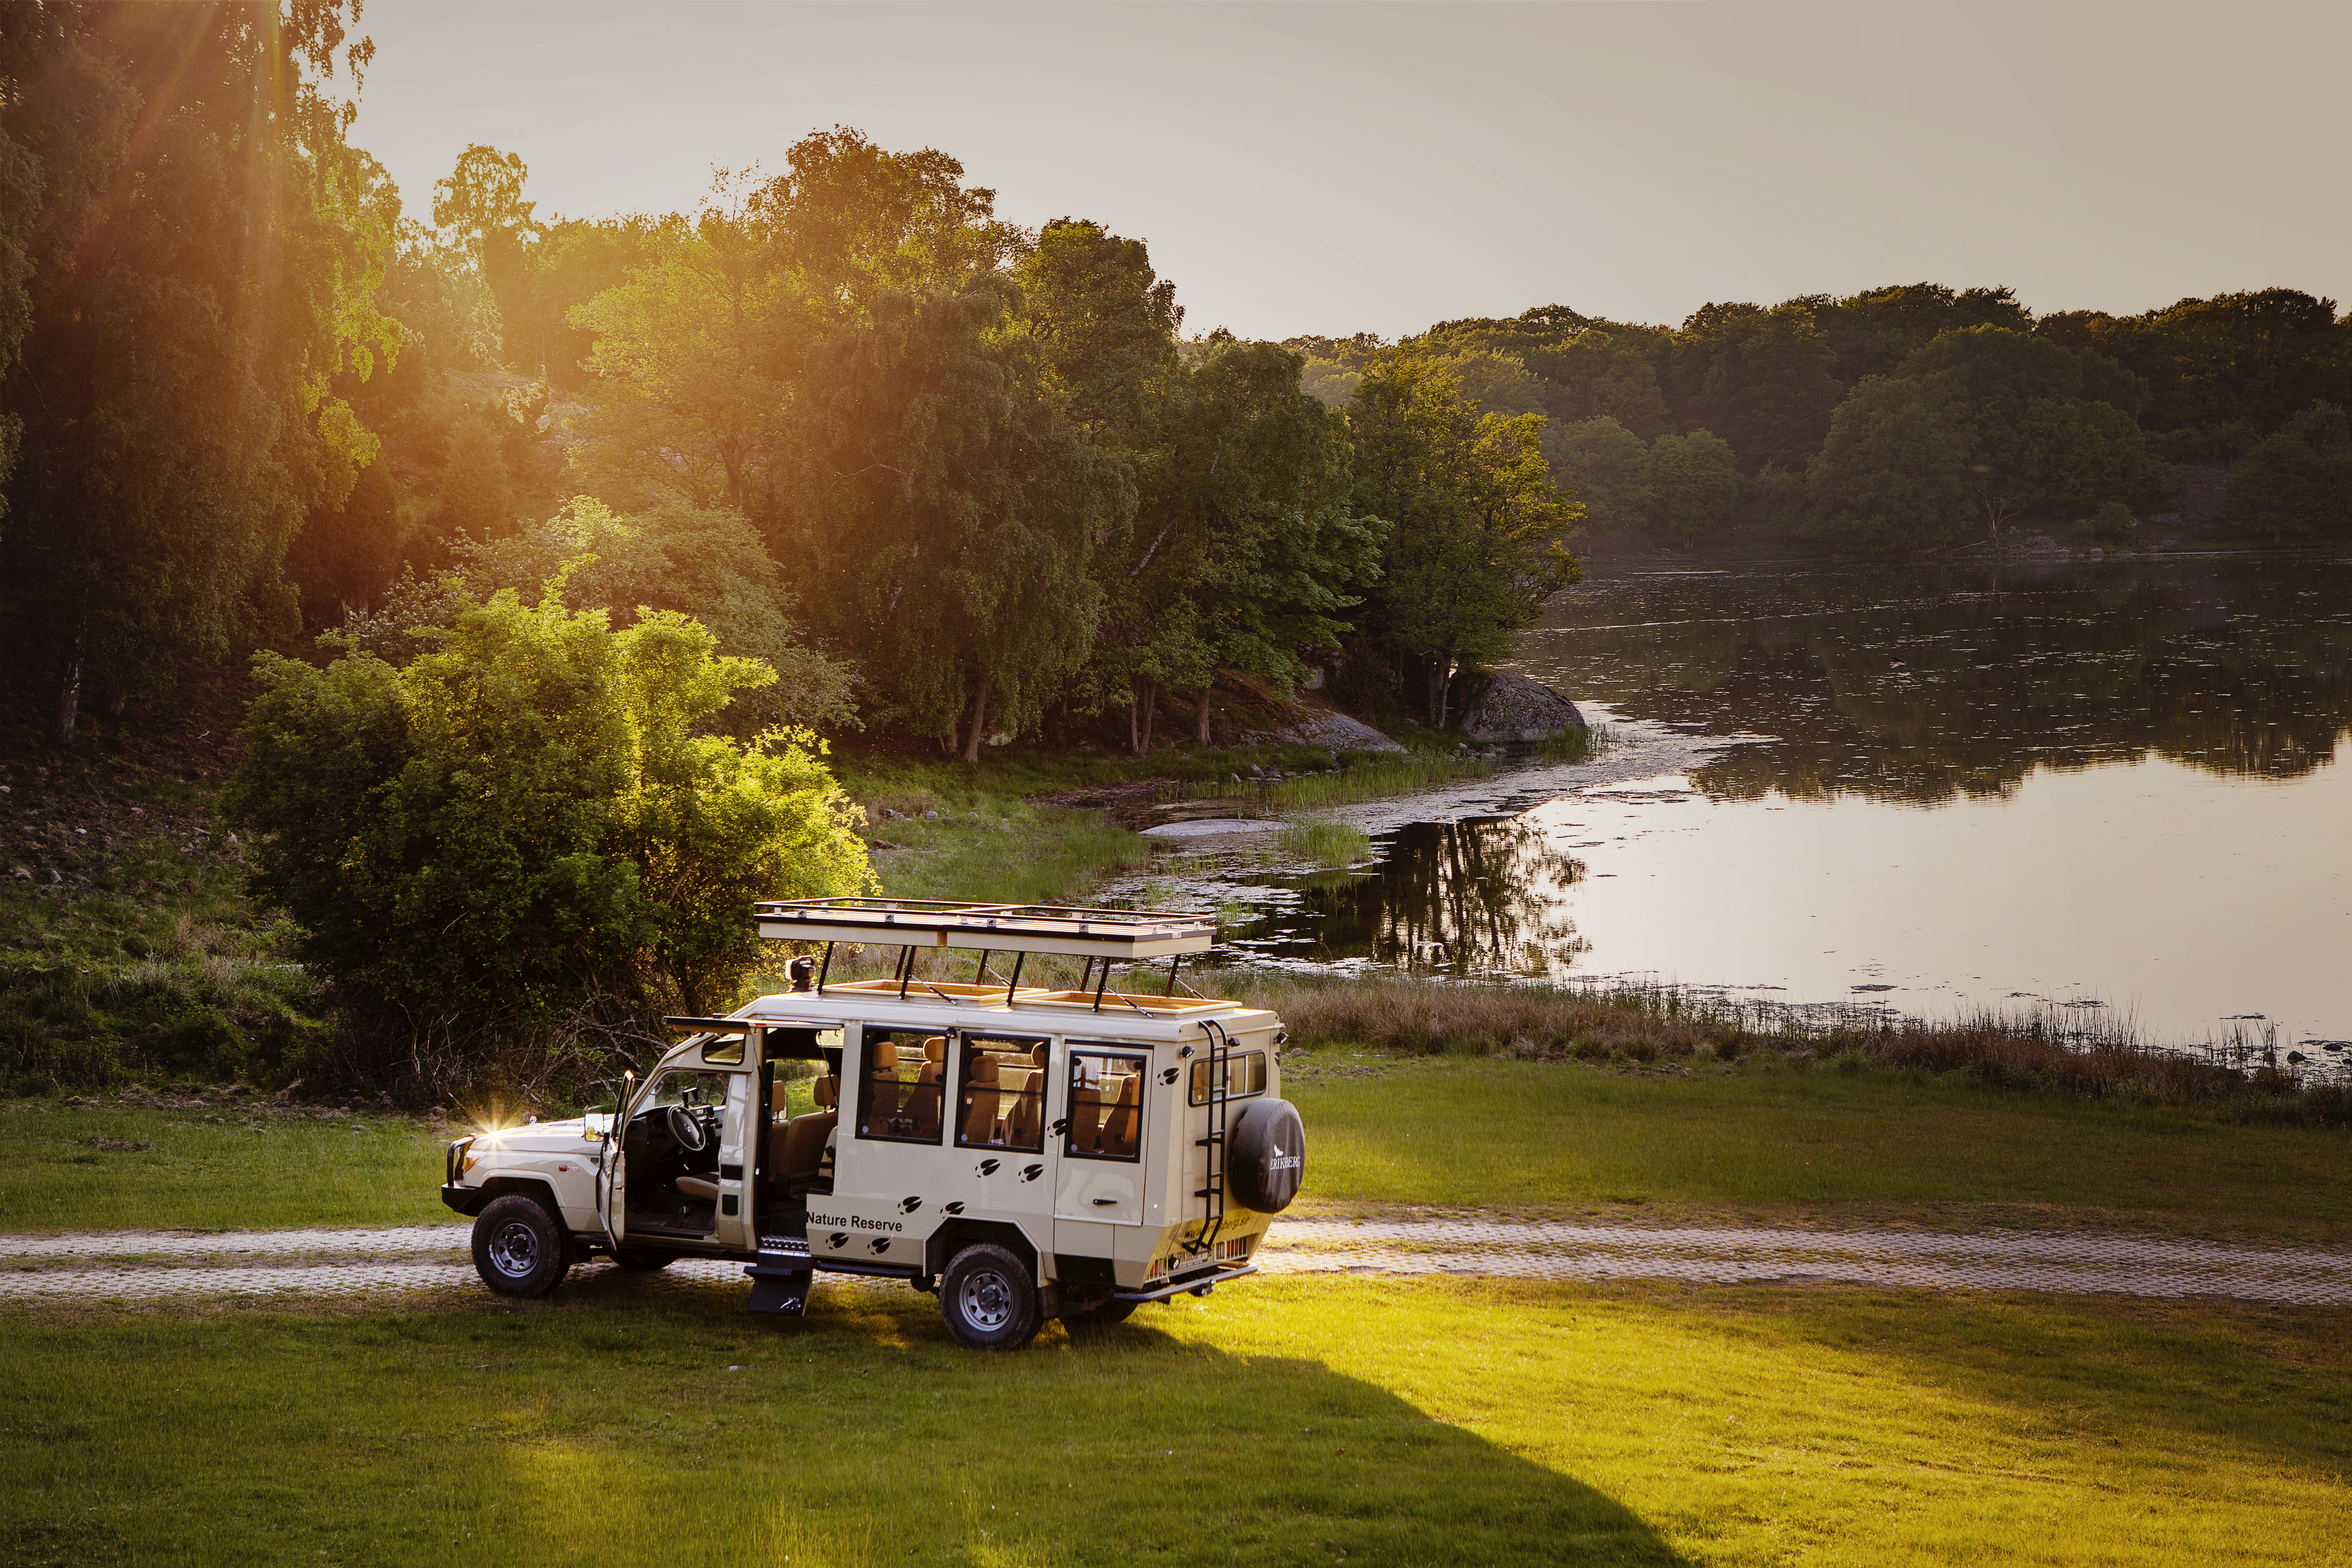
(1515, 555), (2352, 804)
(1229, 818), (1590, 975)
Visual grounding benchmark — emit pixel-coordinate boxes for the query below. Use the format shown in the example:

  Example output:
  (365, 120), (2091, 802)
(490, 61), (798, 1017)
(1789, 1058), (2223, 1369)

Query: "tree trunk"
(960, 683), (989, 764)
(1137, 679), (1157, 755)
(1195, 688), (1214, 746)
(52, 616), (85, 746)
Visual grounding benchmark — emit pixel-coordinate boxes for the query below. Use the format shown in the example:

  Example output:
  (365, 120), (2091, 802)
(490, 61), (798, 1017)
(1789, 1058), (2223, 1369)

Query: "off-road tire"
(940, 1242), (1041, 1351)
(472, 1195), (571, 1298)
(1064, 1297), (1138, 1332)
(1227, 1097), (1306, 1213)
(610, 1247), (678, 1272)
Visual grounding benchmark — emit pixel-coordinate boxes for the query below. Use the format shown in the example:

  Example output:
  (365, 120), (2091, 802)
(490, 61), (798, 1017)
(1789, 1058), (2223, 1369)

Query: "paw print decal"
(899, 1195), (923, 1214)
(942, 1201), (966, 1216)
(1160, 1067), (1180, 1086)
(1020, 1163), (1044, 1183)
(827, 1232), (848, 1250)
(869, 1237), (892, 1256)
(976, 1158), (1001, 1177)
(1049, 1117), (1069, 1136)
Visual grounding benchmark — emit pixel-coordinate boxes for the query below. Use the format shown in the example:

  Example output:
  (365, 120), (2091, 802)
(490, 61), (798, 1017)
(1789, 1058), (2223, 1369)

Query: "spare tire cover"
(1226, 1098), (1306, 1213)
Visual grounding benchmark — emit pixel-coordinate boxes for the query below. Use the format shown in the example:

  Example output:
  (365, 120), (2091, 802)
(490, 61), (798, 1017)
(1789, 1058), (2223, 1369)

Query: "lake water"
(1131, 552), (2352, 1057)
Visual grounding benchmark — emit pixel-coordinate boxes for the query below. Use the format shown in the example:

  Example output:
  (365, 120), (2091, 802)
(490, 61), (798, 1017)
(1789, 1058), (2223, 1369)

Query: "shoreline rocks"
(1450, 671), (1587, 744)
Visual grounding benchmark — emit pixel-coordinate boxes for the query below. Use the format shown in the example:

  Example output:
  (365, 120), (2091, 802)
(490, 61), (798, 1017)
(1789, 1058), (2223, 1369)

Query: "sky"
(347, 0), (2352, 343)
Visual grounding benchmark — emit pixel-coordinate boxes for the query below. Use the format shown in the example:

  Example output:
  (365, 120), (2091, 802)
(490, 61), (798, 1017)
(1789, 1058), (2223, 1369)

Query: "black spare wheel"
(472, 1194), (571, 1298)
(1227, 1097), (1306, 1213)
(940, 1242), (1041, 1351)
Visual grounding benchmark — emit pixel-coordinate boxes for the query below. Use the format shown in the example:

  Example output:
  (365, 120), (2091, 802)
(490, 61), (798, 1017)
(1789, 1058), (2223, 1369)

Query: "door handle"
(1092, 1198), (1119, 1207)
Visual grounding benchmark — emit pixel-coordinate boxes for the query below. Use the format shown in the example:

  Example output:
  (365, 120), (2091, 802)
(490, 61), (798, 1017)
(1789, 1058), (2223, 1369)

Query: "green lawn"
(8, 1052), (2352, 1237)
(1, 1278), (2344, 1565)
(1289, 1054), (2352, 1239)
(0, 1102), (449, 1233)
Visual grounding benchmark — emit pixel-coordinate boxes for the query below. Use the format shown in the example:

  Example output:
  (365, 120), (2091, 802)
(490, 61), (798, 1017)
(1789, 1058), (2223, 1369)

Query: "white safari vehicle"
(440, 899), (1305, 1348)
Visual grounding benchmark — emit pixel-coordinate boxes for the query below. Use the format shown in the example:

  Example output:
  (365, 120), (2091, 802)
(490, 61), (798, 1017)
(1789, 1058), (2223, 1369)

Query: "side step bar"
(1111, 1264), (1258, 1304)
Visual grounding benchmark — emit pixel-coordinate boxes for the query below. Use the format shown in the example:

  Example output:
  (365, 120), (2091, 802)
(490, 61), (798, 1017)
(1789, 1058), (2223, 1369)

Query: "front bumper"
(439, 1183), (489, 1217)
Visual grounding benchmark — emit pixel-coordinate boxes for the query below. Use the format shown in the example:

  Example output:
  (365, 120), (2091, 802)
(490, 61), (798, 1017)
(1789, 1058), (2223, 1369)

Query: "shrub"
(225, 590), (874, 1095)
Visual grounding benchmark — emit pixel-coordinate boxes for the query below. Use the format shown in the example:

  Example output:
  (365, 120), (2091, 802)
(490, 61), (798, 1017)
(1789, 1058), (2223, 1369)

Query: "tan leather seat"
(905, 1060), (942, 1140)
(1067, 1083), (1101, 1152)
(960, 1053), (1001, 1145)
(1002, 1065), (1040, 1148)
(861, 1041), (901, 1136)
(771, 1111), (836, 1196)
(675, 1174), (720, 1202)
(1100, 1074), (1140, 1158)
(812, 1074), (838, 1109)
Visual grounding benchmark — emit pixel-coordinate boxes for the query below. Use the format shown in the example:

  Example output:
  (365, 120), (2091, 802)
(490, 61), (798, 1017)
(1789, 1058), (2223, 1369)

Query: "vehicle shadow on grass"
(496, 1269), (1697, 1567)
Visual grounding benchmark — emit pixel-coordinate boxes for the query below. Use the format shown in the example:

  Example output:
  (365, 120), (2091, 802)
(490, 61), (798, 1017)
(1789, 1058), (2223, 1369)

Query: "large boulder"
(1452, 671), (1586, 744)
(1237, 705), (1404, 753)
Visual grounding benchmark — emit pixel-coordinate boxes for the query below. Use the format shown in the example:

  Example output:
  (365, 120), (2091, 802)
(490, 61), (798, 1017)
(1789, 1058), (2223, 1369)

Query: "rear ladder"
(1189, 1018), (1233, 1257)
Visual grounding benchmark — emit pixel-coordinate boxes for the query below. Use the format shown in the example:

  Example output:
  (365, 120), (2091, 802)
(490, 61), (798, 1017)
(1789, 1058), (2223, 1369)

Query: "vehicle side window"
(1189, 1050), (1268, 1107)
(955, 1034), (1048, 1153)
(854, 1028), (947, 1144)
(1065, 1047), (1146, 1162)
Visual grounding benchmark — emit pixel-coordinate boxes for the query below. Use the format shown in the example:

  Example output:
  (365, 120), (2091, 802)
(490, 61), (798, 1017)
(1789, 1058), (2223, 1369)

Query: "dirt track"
(6, 1216), (2348, 1306)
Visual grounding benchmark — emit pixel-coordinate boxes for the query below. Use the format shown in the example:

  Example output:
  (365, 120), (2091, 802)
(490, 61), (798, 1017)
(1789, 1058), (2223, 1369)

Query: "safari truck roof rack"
(752, 898), (1220, 1013)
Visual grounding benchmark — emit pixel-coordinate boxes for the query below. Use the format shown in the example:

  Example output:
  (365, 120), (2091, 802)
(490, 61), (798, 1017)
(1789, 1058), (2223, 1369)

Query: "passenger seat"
(770, 1073), (839, 1197)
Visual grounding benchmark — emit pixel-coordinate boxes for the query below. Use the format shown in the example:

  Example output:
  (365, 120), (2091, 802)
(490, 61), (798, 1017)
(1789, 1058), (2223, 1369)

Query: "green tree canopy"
(1806, 374), (1977, 552)
(0, 2), (395, 739)
(284, 459), (404, 627)
(462, 495), (857, 734)
(1646, 430), (1743, 541)
(1543, 416), (1654, 533)
(1811, 283), (2034, 385)
(225, 591), (872, 1079)
(2222, 434), (2352, 545)
(1669, 301), (1843, 472)
(1349, 354), (1582, 726)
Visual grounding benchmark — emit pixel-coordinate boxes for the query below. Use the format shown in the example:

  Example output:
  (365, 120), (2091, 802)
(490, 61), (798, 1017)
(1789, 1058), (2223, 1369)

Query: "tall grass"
(1211, 752), (1493, 812)
(1276, 816), (1372, 867)
(1222, 972), (2352, 1125)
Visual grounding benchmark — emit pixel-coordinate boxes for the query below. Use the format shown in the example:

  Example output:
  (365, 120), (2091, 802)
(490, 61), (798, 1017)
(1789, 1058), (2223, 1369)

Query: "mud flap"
(745, 1263), (811, 1316)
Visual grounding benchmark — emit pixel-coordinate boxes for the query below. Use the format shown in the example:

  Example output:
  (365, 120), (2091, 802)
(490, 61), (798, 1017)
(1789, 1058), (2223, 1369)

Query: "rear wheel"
(940, 1243), (1041, 1351)
(610, 1247), (677, 1272)
(472, 1195), (570, 1299)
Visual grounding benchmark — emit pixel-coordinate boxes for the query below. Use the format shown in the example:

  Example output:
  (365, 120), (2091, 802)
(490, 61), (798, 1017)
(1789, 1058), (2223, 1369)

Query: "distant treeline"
(2, 4), (2345, 760)
(1292, 286), (2352, 552)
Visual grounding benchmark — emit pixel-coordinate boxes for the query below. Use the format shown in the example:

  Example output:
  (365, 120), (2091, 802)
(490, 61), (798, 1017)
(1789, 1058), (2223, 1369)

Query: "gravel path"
(5, 1217), (2348, 1306)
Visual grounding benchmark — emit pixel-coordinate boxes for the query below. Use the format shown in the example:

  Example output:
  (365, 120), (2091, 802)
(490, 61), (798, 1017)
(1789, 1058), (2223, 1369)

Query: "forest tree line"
(1295, 283), (2352, 554)
(4, 3), (2349, 765)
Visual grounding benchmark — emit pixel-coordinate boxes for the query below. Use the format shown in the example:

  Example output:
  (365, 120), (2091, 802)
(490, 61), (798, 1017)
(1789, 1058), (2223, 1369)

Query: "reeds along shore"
(1222, 973), (2352, 1126)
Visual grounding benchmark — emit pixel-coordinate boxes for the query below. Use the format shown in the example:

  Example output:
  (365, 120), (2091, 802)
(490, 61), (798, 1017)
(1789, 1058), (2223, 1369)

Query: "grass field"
(8, 1053), (2349, 1239)
(2, 1277), (2345, 1565)
(1291, 1055), (2352, 1239)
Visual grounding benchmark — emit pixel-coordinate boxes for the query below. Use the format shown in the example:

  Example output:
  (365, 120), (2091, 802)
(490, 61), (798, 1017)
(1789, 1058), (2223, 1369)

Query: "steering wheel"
(665, 1104), (709, 1153)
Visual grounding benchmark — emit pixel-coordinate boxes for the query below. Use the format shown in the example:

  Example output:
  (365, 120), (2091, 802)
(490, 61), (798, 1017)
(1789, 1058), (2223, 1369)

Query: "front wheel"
(472, 1195), (570, 1299)
(940, 1243), (1041, 1351)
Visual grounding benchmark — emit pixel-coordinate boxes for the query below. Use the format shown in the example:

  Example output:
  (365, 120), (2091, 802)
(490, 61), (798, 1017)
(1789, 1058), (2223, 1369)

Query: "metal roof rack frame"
(752, 898), (1216, 959)
(752, 897), (1221, 1014)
